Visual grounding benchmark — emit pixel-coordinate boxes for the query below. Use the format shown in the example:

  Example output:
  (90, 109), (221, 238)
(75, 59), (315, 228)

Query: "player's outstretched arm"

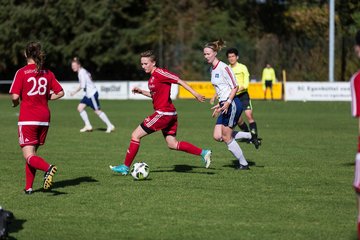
(132, 87), (151, 98)
(177, 79), (205, 102)
(11, 94), (20, 107)
(50, 90), (64, 100)
(70, 85), (82, 96)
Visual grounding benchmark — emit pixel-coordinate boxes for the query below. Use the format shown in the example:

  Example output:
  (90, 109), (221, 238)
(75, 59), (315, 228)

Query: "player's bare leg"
(213, 124), (223, 142)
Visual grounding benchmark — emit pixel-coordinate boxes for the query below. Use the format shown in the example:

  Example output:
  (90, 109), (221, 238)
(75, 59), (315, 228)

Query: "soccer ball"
(130, 162), (150, 180)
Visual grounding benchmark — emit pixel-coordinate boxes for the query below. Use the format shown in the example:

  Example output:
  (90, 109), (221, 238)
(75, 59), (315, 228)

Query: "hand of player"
(132, 87), (142, 94)
(11, 94), (20, 107)
(12, 101), (19, 108)
(70, 91), (75, 97)
(220, 102), (230, 114)
(211, 104), (220, 118)
(195, 93), (205, 102)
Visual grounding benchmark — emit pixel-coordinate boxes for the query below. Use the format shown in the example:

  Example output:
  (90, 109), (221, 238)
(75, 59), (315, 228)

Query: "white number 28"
(27, 77), (48, 96)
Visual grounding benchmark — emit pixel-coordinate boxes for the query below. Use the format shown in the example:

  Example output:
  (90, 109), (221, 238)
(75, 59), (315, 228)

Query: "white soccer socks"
(232, 131), (251, 140)
(98, 112), (112, 127)
(79, 110), (91, 127)
(227, 139), (248, 166)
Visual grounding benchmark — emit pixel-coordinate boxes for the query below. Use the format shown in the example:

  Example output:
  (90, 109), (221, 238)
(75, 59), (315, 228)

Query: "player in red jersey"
(352, 30), (360, 239)
(110, 50), (212, 175)
(9, 42), (64, 194)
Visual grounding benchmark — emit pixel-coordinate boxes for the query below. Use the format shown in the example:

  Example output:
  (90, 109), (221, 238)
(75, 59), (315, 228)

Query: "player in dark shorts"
(226, 48), (261, 149)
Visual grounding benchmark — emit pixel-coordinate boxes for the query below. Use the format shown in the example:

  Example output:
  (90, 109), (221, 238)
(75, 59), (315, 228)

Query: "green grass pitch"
(0, 98), (357, 239)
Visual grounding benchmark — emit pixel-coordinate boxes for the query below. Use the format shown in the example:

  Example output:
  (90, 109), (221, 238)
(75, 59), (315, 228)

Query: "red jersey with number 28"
(149, 68), (179, 113)
(9, 64), (63, 125)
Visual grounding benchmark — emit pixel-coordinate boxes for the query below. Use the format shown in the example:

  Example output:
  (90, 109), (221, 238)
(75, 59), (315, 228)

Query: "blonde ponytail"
(204, 39), (226, 52)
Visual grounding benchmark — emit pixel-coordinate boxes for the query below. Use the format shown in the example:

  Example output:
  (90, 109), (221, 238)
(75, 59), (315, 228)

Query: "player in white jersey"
(204, 40), (249, 170)
(70, 57), (115, 133)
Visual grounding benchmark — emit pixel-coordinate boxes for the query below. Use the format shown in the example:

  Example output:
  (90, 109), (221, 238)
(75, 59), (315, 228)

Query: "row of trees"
(0, 0), (360, 81)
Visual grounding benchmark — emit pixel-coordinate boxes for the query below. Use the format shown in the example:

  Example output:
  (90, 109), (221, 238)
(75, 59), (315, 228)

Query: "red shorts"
(140, 111), (178, 136)
(18, 125), (49, 147)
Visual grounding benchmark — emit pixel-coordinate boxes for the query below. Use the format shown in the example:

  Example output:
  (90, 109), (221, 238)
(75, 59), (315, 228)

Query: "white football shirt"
(78, 67), (97, 97)
(211, 61), (238, 102)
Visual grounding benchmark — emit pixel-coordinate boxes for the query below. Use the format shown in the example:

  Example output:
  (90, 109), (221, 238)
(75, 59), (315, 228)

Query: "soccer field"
(0, 98), (357, 239)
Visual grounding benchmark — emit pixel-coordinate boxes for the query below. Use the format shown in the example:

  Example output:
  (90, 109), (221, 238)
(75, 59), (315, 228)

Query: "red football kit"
(149, 68), (178, 112)
(9, 63), (63, 147)
(123, 67), (202, 167)
(10, 63), (63, 191)
(141, 68), (180, 136)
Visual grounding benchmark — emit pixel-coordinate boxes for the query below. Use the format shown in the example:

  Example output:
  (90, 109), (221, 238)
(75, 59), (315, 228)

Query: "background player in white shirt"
(70, 57), (115, 133)
(204, 40), (249, 170)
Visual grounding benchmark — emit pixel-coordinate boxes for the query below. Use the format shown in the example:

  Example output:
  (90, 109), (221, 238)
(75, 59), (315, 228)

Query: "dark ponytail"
(25, 42), (45, 72)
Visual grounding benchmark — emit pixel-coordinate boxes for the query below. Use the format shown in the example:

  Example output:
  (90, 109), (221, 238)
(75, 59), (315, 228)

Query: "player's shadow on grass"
(33, 176), (98, 196)
(223, 160), (264, 169)
(79, 127), (108, 132)
(95, 127), (107, 132)
(343, 162), (355, 166)
(52, 176), (98, 189)
(152, 164), (215, 175)
(7, 218), (26, 239)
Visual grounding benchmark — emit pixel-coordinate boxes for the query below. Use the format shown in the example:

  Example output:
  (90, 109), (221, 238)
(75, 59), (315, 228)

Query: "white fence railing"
(1, 81), (179, 100)
(1, 80), (351, 101)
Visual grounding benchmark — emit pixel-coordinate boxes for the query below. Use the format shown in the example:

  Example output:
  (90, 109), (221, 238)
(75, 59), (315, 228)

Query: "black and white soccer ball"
(130, 162), (150, 180)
